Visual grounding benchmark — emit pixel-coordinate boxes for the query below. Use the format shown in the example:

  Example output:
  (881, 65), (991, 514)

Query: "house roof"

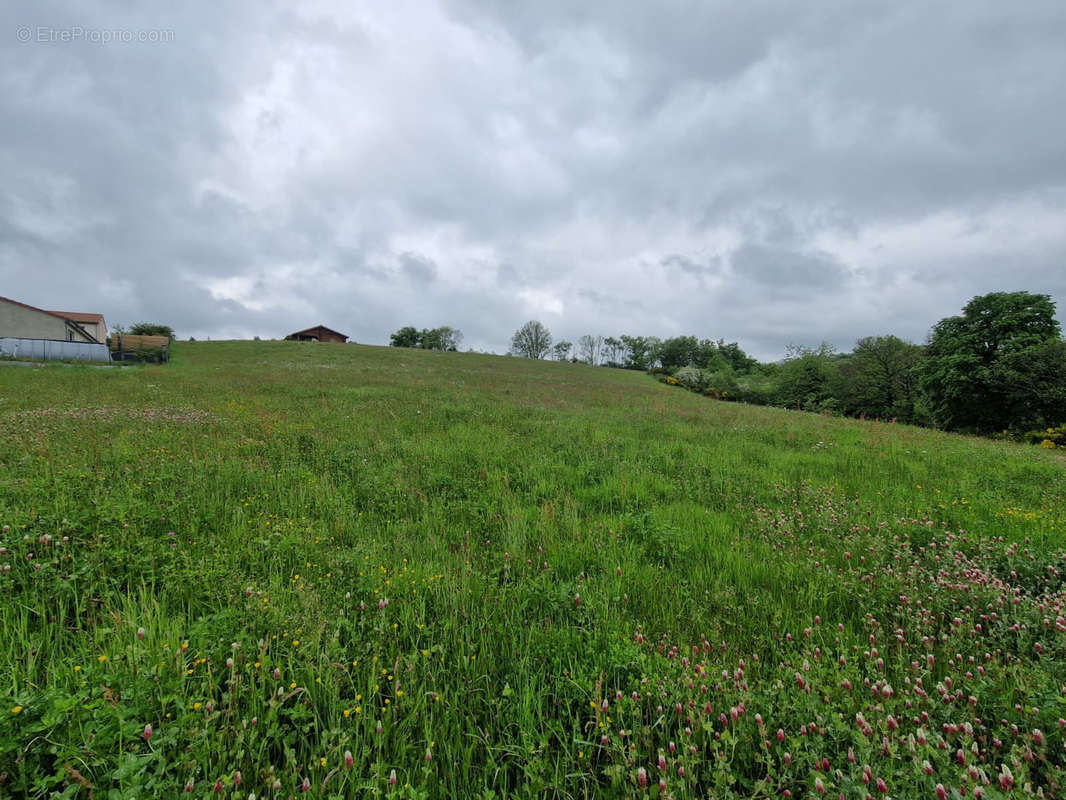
(288, 324), (349, 340)
(0, 295), (101, 342)
(49, 310), (106, 325)
(1, 294), (71, 321)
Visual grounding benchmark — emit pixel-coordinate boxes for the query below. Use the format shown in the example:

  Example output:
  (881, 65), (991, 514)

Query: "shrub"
(673, 366), (706, 391)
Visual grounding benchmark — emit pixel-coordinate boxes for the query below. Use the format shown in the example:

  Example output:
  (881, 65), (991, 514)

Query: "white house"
(0, 295), (101, 343)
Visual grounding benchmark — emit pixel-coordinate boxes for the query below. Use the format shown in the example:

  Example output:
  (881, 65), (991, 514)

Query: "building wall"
(78, 320), (107, 342)
(0, 299), (69, 340)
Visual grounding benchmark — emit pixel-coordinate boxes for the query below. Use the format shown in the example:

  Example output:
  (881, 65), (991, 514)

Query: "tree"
(656, 336), (702, 370)
(620, 335), (659, 370)
(390, 326), (420, 348)
(552, 340), (573, 362)
(129, 322), (174, 339)
(920, 292), (1065, 432)
(419, 326), (463, 351)
(774, 343), (840, 411)
(511, 321), (552, 359)
(577, 334), (604, 365)
(836, 335), (923, 422)
(602, 336), (623, 366)
(390, 326), (463, 350)
(716, 340), (758, 374)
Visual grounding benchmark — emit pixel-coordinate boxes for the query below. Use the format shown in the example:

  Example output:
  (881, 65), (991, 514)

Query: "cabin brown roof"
(286, 324), (349, 342)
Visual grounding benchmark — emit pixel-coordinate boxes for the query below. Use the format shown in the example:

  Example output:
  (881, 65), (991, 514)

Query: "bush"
(673, 366), (706, 391)
(1022, 425), (1066, 449)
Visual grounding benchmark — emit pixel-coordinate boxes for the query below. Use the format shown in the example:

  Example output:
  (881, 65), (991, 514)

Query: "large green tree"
(836, 335), (923, 422)
(773, 343), (840, 411)
(920, 291), (1065, 432)
(389, 326), (421, 348)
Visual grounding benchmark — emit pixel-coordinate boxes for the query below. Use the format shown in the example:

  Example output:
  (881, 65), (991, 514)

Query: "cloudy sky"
(3, 1), (1065, 359)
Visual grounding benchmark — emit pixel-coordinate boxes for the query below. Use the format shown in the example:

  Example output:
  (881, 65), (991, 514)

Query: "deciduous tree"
(511, 320), (552, 359)
(920, 291), (1065, 431)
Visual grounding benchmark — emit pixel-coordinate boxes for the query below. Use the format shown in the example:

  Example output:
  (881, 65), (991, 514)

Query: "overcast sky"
(3, 1), (1065, 359)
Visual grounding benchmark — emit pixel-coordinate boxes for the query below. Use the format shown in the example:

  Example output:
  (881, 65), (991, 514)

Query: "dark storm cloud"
(1, 0), (1064, 359)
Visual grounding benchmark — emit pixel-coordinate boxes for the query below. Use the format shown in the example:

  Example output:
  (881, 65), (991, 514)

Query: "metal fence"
(0, 337), (111, 362)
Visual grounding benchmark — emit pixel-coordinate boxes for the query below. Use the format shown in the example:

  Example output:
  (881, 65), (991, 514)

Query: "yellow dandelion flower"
(12, 706), (23, 714)
(97, 655), (108, 663)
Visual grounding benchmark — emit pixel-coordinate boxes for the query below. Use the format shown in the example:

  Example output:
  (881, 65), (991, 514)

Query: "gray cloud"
(1, 0), (1064, 360)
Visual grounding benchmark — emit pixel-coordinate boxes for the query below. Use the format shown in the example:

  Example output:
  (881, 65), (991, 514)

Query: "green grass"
(1, 340), (1064, 798)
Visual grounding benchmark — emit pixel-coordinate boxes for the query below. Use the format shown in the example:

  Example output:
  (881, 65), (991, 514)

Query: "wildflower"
(344, 750), (354, 770)
(12, 705), (23, 714)
(213, 779), (223, 793)
(233, 771), (242, 786)
(935, 786), (947, 800)
(271, 779), (281, 791)
(999, 765), (1014, 791)
(136, 627), (146, 640)
(814, 776), (825, 794)
(300, 776), (311, 792)
(389, 769), (398, 786)
(425, 746), (433, 763)
(637, 767), (648, 787)
(143, 723), (153, 741)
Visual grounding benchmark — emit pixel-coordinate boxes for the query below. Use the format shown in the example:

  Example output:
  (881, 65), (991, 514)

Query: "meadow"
(1, 340), (1064, 799)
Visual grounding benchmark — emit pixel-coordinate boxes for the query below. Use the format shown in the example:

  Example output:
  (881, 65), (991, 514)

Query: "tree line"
(507, 292), (1066, 437)
(388, 325), (463, 351)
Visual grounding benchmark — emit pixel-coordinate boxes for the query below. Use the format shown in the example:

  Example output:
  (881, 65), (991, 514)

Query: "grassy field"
(1, 340), (1064, 798)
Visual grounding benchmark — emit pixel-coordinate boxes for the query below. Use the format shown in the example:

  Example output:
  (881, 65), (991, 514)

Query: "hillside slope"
(1, 341), (1064, 797)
